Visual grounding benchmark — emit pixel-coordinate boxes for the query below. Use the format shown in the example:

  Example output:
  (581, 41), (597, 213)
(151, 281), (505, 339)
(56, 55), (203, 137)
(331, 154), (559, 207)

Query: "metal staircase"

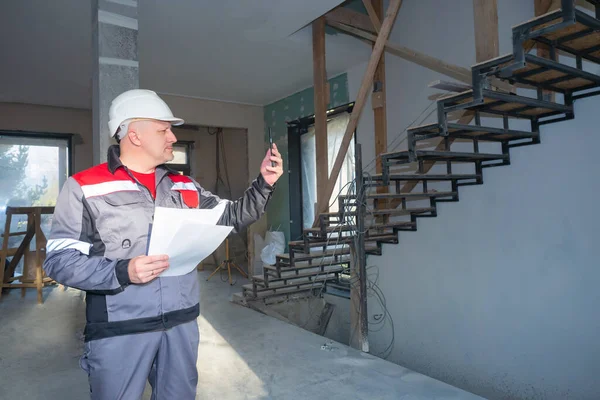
(239, 0), (600, 303)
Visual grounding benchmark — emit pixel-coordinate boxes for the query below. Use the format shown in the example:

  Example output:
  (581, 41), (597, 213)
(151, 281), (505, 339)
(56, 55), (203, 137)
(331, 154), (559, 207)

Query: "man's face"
(130, 120), (178, 165)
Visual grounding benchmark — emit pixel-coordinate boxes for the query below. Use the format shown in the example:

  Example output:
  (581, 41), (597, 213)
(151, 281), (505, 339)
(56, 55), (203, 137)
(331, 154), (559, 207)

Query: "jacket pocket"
(103, 191), (146, 206)
(94, 191), (150, 257)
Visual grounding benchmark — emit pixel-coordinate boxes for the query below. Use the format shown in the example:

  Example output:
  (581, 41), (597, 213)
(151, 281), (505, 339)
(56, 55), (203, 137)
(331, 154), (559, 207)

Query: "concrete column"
(92, 0), (139, 164)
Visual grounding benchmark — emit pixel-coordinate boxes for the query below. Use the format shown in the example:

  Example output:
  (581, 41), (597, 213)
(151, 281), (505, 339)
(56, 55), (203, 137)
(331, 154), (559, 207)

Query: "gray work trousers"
(80, 320), (200, 400)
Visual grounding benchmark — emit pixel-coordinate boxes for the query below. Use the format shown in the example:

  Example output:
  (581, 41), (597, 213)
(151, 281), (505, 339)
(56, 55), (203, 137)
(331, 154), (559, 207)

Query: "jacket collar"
(107, 144), (179, 177)
(107, 145), (123, 174)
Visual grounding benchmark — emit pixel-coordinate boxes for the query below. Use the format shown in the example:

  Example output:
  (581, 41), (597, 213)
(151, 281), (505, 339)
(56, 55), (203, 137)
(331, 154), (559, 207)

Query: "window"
(166, 141), (193, 176)
(300, 112), (354, 229)
(287, 102), (356, 239)
(0, 131), (72, 276)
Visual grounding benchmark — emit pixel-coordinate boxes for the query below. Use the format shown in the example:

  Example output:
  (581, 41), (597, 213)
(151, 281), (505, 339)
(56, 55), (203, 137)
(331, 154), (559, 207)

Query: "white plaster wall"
(0, 102), (93, 173)
(346, 1), (600, 398)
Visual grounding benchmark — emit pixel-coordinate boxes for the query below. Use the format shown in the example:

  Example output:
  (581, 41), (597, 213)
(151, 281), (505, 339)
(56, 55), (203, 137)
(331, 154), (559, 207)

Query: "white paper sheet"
(148, 206), (233, 277)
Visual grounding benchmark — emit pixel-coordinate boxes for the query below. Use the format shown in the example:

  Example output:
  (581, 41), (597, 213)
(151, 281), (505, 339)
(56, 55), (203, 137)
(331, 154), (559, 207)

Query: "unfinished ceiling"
(0, 0), (93, 110)
(0, 0), (371, 109)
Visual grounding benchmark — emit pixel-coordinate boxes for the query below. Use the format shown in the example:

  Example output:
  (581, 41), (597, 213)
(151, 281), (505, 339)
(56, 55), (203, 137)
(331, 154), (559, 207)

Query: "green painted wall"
(263, 73), (349, 245)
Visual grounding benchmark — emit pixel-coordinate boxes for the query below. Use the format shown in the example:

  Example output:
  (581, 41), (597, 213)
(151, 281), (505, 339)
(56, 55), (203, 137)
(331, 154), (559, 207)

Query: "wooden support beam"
(429, 79), (473, 93)
(313, 17), (329, 212)
(473, 0), (499, 62)
(349, 243), (367, 351)
(534, 0), (561, 101)
(372, 0), (388, 206)
(314, 0), (403, 225)
(362, 0), (381, 32)
(349, 143), (369, 353)
(327, 20), (473, 84)
(326, 7), (374, 33)
(326, 18), (513, 93)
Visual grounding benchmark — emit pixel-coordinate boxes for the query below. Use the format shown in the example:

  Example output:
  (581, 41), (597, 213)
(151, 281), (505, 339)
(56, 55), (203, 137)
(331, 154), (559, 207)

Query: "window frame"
(166, 140), (194, 176)
(0, 130), (74, 177)
(286, 102), (355, 241)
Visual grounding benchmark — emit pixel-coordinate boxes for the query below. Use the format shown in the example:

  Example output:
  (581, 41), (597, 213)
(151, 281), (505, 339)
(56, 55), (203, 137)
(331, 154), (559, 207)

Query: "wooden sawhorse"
(0, 206), (56, 304)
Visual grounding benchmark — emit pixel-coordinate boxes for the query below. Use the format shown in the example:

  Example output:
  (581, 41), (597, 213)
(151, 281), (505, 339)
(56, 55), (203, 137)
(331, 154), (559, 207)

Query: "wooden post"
(362, 0), (381, 32)
(349, 243), (362, 350)
(0, 207), (55, 302)
(349, 143), (369, 352)
(534, 0), (561, 101)
(473, 0), (499, 63)
(313, 17), (329, 211)
(315, 0), (403, 226)
(372, 0), (389, 210)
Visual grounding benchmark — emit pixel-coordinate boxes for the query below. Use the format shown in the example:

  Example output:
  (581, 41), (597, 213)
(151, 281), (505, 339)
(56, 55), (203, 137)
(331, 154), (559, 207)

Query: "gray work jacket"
(43, 145), (274, 341)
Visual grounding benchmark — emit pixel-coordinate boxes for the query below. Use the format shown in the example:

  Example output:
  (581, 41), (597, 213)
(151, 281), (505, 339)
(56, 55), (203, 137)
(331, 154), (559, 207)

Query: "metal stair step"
(519, 9), (600, 65)
(368, 207), (436, 216)
(276, 247), (352, 262)
(288, 234), (398, 252)
(266, 258), (350, 273)
(318, 206), (436, 220)
(242, 283), (324, 300)
(366, 191), (458, 201)
(256, 265), (347, 286)
(341, 191), (456, 200)
(500, 53), (600, 94)
(407, 122), (539, 142)
(319, 210), (356, 217)
(304, 225), (357, 234)
(368, 173), (481, 182)
(304, 221), (416, 237)
(382, 150), (509, 164)
(441, 89), (572, 121)
(276, 254), (353, 270)
(243, 274), (336, 294)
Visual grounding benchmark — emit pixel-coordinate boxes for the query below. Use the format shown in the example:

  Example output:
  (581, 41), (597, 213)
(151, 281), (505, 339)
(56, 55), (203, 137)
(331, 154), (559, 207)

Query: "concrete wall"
(0, 102), (93, 173)
(159, 94), (267, 273)
(346, 1), (600, 399)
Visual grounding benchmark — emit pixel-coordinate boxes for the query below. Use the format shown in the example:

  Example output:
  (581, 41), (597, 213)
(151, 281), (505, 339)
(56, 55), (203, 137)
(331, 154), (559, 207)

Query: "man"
(43, 89), (283, 399)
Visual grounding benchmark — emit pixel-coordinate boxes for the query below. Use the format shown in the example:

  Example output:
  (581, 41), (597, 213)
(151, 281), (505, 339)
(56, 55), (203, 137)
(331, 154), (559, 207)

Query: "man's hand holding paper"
(148, 206), (233, 277)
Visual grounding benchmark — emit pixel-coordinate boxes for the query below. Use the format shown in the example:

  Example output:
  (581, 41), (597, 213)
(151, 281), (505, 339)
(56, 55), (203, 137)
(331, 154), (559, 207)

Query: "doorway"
(172, 125), (250, 272)
(288, 102), (355, 240)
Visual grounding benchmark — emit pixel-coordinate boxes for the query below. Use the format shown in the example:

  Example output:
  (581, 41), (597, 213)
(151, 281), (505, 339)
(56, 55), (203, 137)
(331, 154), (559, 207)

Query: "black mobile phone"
(268, 127), (274, 167)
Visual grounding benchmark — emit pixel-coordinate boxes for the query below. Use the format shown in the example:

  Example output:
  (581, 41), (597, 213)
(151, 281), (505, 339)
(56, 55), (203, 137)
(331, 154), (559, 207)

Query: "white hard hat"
(108, 89), (184, 139)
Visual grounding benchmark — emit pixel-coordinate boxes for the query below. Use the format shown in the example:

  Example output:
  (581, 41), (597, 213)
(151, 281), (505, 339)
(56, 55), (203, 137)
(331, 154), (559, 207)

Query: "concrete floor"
(0, 270), (484, 400)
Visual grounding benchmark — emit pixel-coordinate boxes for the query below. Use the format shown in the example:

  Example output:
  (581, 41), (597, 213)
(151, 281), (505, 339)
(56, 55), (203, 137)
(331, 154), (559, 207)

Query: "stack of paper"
(148, 206), (233, 277)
